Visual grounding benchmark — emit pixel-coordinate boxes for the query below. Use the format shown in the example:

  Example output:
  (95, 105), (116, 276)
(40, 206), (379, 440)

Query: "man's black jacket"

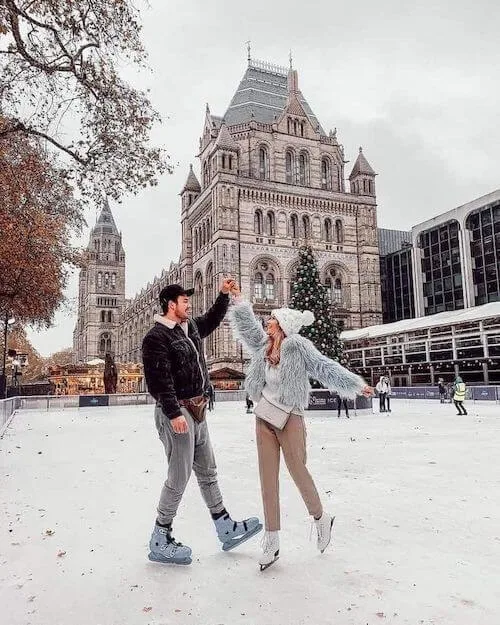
(141, 292), (229, 419)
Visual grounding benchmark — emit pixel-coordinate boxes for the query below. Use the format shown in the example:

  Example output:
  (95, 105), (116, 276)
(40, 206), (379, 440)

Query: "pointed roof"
(349, 147), (376, 180)
(213, 122), (239, 152)
(223, 58), (326, 134)
(181, 164), (201, 193)
(92, 197), (119, 235)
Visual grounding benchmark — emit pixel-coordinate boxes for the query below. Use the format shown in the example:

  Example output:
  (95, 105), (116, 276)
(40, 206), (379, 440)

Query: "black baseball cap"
(159, 284), (194, 308)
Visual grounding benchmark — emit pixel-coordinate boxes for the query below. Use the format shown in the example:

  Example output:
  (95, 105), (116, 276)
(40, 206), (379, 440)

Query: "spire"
(213, 122), (239, 152)
(349, 147), (376, 180)
(181, 164), (201, 193)
(287, 67), (299, 94)
(93, 197), (119, 235)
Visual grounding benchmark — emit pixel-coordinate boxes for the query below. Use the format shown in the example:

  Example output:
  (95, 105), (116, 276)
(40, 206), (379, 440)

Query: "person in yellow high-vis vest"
(453, 376), (468, 415)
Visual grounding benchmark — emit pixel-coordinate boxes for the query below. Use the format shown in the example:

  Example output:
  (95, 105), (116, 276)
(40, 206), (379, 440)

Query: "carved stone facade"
(115, 58), (382, 371)
(73, 200), (126, 363)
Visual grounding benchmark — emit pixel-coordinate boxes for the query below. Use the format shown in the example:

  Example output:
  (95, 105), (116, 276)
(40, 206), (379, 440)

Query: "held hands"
(171, 414), (189, 434)
(221, 277), (236, 294)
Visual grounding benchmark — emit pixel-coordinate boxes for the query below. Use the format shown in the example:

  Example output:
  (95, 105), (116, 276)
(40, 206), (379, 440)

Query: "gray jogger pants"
(154, 405), (225, 525)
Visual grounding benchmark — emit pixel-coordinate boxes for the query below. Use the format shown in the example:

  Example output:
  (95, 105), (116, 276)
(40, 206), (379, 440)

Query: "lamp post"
(1, 312), (16, 399)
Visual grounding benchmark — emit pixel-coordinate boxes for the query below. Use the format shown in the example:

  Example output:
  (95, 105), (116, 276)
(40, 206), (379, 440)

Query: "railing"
(0, 396), (22, 437)
(389, 386), (500, 402)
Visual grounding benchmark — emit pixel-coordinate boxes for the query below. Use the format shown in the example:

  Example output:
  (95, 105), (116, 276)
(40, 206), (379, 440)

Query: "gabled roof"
(224, 59), (326, 134)
(213, 122), (240, 152)
(92, 197), (119, 235)
(181, 164), (201, 193)
(349, 147), (376, 180)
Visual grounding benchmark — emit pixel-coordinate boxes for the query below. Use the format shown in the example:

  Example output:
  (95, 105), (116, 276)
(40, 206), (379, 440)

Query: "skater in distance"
(229, 283), (373, 570)
(141, 278), (262, 565)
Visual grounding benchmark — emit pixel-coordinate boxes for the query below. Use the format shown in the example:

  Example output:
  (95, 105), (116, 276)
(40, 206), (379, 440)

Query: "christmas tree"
(289, 245), (348, 369)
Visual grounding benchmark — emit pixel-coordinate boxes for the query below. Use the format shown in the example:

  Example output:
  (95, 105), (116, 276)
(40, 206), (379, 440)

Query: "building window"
(193, 272), (204, 317)
(265, 273), (275, 300)
(301, 215), (311, 239)
(325, 268), (344, 306)
(285, 151), (295, 184)
(299, 153), (308, 185)
(325, 218), (332, 242)
(266, 211), (276, 237)
(97, 272), (102, 288)
(254, 272), (264, 299)
(321, 158), (331, 190)
(466, 204), (500, 305)
(111, 273), (116, 288)
(290, 214), (299, 239)
(104, 272), (110, 287)
(253, 261), (278, 302)
(335, 219), (343, 244)
(259, 146), (269, 180)
(99, 333), (112, 355)
(254, 209), (263, 235)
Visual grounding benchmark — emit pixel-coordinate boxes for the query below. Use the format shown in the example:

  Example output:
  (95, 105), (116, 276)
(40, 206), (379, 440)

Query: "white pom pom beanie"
(271, 308), (315, 337)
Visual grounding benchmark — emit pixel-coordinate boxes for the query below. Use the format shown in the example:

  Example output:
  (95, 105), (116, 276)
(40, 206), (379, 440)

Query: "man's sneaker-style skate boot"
(214, 510), (263, 551)
(148, 523), (192, 565)
(315, 512), (335, 553)
(259, 531), (280, 571)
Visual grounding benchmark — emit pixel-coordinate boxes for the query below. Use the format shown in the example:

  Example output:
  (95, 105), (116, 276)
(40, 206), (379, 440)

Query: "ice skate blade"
(260, 554), (279, 572)
(148, 552), (192, 565)
(320, 516), (336, 554)
(222, 522), (263, 552)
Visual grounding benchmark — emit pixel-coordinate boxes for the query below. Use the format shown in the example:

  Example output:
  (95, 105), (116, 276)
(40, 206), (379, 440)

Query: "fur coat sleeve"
(284, 334), (367, 399)
(228, 299), (267, 354)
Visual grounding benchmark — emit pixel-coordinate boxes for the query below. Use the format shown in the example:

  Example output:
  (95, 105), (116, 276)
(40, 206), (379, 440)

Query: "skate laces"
(260, 531), (276, 552)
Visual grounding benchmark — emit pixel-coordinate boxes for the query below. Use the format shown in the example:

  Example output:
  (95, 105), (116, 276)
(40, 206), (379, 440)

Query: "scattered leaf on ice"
(57, 550), (66, 557)
(142, 607), (152, 612)
(44, 529), (55, 536)
(376, 612), (385, 618)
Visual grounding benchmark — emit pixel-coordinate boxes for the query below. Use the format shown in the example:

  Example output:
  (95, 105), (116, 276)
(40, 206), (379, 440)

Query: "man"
(142, 279), (262, 565)
(453, 375), (468, 415)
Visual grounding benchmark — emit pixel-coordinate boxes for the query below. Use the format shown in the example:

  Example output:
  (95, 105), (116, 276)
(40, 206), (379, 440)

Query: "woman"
(229, 290), (372, 570)
(375, 375), (390, 413)
(437, 378), (446, 404)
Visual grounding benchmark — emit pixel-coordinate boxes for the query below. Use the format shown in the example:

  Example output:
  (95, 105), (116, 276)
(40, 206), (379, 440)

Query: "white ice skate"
(315, 512), (335, 553)
(259, 531), (279, 571)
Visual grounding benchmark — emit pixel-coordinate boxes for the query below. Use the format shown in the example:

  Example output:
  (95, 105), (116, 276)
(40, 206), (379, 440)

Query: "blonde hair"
(266, 326), (286, 366)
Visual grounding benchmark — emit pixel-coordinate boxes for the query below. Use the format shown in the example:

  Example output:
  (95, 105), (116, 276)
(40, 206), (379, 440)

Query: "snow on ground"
(1, 400), (500, 625)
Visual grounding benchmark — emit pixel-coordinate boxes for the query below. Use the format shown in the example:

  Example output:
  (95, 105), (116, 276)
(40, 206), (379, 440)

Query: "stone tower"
(73, 199), (126, 362)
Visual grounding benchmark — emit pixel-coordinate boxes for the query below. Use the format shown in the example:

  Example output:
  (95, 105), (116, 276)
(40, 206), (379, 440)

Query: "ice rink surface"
(1, 399), (499, 625)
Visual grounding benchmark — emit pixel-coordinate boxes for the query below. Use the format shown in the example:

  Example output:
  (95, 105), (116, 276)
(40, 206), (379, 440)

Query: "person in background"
(437, 378), (446, 403)
(337, 396), (350, 418)
(103, 353), (118, 394)
(375, 376), (389, 413)
(453, 376), (468, 415)
(383, 375), (392, 413)
(245, 393), (254, 414)
(208, 383), (215, 411)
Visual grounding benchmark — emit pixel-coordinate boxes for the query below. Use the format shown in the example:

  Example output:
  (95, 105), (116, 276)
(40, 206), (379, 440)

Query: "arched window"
(254, 272), (264, 299)
(335, 219), (343, 244)
(285, 151), (295, 184)
(299, 153), (308, 185)
(195, 229), (199, 252)
(300, 122), (304, 137)
(324, 218), (332, 242)
(259, 146), (269, 180)
(104, 272), (110, 287)
(253, 261), (278, 302)
(290, 214), (299, 239)
(107, 311), (112, 323)
(100, 310), (106, 323)
(205, 262), (214, 307)
(99, 333), (112, 355)
(301, 215), (311, 239)
(97, 272), (102, 288)
(325, 267), (343, 306)
(254, 209), (263, 235)
(266, 211), (276, 237)
(321, 158), (331, 190)
(265, 273), (275, 300)
(203, 161), (210, 187)
(193, 272), (204, 316)
(111, 273), (116, 288)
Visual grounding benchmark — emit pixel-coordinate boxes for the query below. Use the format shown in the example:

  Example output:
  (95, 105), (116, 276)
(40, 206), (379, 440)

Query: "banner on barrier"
(79, 395), (109, 408)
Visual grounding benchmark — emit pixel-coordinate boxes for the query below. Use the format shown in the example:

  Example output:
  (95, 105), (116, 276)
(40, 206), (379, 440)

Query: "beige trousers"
(256, 414), (323, 531)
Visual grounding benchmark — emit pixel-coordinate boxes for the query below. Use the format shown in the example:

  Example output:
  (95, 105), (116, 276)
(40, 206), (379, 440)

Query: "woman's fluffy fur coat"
(229, 300), (366, 409)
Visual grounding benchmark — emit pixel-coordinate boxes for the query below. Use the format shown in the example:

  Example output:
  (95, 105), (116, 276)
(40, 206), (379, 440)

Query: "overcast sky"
(27, 0), (500, 356)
